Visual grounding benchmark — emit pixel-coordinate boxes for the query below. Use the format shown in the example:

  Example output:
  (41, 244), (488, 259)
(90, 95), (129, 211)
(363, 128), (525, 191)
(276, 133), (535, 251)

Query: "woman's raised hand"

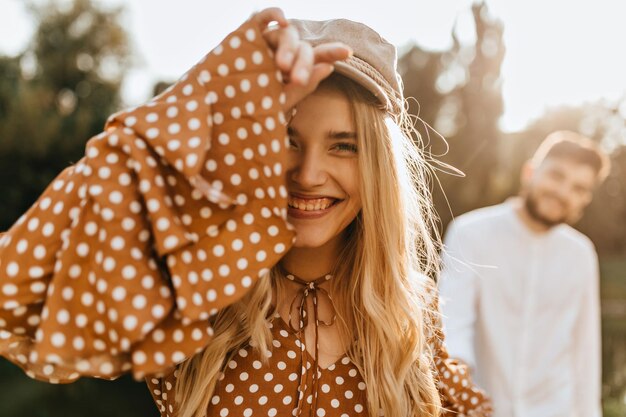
(252, 8), (352, 111)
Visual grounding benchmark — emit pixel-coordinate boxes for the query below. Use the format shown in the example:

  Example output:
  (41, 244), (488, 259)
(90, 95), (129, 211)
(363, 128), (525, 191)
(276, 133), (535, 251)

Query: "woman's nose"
(288, 149), (328, 188)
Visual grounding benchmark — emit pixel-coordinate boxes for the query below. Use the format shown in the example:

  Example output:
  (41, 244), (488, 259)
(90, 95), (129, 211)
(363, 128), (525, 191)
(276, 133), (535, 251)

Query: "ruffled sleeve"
(421, 278), (493, 417)
(0, 18), (294, 383)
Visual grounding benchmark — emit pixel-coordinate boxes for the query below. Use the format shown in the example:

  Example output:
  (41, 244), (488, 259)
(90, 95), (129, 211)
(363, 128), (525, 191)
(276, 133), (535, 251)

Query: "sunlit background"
(0, 1), (625, 416)
(2, 0), (626, 132)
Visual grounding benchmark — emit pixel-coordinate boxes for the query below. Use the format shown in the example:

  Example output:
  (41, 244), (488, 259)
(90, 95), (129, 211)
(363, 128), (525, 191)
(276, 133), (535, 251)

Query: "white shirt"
(439, 200), (602, 417)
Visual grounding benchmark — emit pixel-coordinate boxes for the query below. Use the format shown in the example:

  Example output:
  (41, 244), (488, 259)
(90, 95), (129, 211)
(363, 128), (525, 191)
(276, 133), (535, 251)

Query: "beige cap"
(290, 18), (404, 116)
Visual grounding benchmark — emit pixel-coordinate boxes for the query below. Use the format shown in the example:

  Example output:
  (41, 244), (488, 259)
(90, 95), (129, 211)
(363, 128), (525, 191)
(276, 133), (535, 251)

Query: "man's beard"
(524, 191), (568, 228)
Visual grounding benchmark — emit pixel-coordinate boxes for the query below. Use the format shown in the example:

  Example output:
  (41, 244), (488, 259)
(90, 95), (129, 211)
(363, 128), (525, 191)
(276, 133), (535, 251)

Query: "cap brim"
(333, 61), (392, 112)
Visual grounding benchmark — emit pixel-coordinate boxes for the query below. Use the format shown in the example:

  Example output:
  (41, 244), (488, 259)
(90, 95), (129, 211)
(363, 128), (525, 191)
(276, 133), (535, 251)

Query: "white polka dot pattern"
(0, 19), (294, 382)
(147, 315), (369, 417)
(145, 275), (493, 417)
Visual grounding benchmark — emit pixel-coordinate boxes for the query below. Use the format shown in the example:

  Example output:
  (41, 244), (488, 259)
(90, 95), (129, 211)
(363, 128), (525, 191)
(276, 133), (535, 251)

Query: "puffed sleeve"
(0, 17), (294, 383)
(421, 277), (493, 417)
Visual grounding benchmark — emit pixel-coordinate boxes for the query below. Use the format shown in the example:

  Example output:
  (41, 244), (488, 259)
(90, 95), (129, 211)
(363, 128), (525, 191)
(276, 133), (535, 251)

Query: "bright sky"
(1, 0), (625, 132)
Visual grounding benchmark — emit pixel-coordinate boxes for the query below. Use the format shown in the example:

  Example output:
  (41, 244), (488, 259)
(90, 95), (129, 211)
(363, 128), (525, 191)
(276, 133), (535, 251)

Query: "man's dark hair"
(532, 130), (611, 183)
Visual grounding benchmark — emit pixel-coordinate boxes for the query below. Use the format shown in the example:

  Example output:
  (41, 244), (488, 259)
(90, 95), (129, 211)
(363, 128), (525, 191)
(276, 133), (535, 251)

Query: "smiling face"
(286, 86), (361, 249)
(522, 157), (597, 227)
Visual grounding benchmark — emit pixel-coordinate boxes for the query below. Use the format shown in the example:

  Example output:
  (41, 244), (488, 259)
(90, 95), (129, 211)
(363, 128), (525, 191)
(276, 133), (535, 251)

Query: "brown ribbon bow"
(280, 268), (336, 417)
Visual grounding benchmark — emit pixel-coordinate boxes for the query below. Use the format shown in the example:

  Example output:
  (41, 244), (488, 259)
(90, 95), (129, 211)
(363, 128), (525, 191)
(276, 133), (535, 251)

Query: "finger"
(313, 43), (353, 64)
(290, 42), (314, 85)
(262, 26), (280, 49)
(274, 26), (300, 71)
(252, 7), (288, 29)
(283, 63), (335, 111)
(308, 63), (335, 86)
(296, 62), (334, 97)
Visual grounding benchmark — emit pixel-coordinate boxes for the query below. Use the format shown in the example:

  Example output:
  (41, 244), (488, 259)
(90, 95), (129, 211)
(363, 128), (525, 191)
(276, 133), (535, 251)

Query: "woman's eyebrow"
(287, 126), (356, 140)
(327, 130), (357, 140)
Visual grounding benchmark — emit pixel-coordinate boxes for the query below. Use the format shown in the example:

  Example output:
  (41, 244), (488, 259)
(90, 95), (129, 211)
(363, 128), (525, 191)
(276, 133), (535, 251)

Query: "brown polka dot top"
(152, 312), (370, 417)
(0, 17), (492, 417)
(147, 275), (492, 417)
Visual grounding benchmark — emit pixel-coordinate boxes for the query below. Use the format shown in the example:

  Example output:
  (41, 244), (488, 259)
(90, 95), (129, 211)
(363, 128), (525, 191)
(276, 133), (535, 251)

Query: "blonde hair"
(175, 73), (442, 417)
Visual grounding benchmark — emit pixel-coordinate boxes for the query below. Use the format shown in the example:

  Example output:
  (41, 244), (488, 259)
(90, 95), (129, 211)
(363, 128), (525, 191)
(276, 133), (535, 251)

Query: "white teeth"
(288, 197), (336, 211)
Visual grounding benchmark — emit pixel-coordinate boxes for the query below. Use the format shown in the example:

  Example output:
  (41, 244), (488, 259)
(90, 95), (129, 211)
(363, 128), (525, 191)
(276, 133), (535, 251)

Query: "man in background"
(439, 131), (610, 417)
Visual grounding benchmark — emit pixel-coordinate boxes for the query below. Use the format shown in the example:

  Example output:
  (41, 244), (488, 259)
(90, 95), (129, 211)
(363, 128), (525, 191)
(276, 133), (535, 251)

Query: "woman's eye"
(333, 143), (358, 153)
(288, 138), (299, 149)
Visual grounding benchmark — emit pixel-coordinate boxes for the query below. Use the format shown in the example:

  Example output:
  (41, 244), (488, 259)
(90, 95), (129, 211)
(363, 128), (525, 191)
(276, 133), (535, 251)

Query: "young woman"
(0, 8), (491, 417)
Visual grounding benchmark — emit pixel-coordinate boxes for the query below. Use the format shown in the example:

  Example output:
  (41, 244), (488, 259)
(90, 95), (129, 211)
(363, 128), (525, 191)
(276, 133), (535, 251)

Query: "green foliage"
(600, 259), (626, 408)
(603, 397), (626, 417)
(600, 259), (626, 300)
(0, 360), (158, 417)
(0, 0), (131, 230)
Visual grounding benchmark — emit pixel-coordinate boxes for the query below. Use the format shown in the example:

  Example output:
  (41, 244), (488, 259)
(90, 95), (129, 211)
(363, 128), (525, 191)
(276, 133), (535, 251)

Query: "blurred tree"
(447, 2), (505, 215)
(0, 1), (157, 416)
(585, 146), (626, 255)
(398, 46), (448, 141)
(400, 1), (505, 228)
(0, 0), (131, 230)
(152, 80), (173, 97)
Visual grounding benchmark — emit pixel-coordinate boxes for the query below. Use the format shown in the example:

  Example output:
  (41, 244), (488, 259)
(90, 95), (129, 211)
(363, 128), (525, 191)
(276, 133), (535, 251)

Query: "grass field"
(601, 258), (626, 301)
(600, 258), (626, 417)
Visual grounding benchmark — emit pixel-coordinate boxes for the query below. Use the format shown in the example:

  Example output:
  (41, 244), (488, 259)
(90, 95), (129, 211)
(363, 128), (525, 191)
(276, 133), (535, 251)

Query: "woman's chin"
(289, 229), (342, 250)
(290, 237), (327, 249)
